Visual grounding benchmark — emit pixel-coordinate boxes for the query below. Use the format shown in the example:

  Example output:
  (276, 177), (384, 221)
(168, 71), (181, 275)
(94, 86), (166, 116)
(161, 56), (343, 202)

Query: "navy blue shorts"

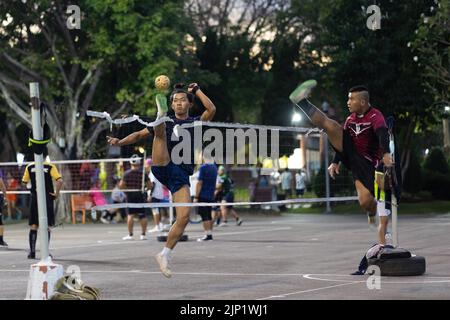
(126, 192), (146, 217)
(198, 198), (214, 221)
(222, 193), (234, 209)
(151, 161), (191, 194)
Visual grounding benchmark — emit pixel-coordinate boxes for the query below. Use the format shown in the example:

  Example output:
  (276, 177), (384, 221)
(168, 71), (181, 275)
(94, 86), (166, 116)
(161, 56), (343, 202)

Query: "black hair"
(169, 83), (194, 103)
(349, 85), (370, 101)
(349, 85), (369, 93)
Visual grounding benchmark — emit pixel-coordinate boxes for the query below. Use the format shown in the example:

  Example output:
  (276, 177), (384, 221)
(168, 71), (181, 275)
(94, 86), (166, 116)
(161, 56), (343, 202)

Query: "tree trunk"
(443, 119), (450, 158)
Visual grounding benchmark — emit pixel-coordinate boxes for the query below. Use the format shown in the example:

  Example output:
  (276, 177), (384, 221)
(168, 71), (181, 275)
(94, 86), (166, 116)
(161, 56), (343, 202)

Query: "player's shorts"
(151, 161), (191, 194)
(212, 192), (223, 211)
(198, 197), (214, 221)
(29, 193), (55, 227)
(333, 129), (376, 196)
(126, 192), (146, 218)
(150, 197), (169, 215)
(222, 193), (234, 209)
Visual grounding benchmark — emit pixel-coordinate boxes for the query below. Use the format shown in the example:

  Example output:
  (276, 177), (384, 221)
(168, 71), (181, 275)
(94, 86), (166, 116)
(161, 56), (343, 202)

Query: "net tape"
(86, 110), (322, 135)
(92, 196), (359, 211)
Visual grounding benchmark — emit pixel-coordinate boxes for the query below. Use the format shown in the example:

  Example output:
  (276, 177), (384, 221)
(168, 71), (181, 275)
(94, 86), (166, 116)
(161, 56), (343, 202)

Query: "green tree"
(308, 0), (436, 178)
(0, 0), (190, 159)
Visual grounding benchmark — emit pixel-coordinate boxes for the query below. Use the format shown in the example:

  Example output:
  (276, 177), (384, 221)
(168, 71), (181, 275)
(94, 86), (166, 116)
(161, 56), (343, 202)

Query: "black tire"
(157, 234), (188, 242)
(368, 256), (426, 276)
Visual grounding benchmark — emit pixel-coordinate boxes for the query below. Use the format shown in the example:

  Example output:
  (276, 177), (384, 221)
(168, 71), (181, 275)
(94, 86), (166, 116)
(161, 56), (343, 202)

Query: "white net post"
(29, 82), (50, 260)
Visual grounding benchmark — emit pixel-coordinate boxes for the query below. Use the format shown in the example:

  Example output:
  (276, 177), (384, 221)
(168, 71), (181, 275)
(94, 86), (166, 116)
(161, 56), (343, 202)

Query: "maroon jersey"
(344, 107), (387, 166)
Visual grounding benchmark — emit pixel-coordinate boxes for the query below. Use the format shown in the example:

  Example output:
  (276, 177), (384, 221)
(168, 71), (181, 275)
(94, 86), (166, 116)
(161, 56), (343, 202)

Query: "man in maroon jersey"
(293, 82), (392, 246)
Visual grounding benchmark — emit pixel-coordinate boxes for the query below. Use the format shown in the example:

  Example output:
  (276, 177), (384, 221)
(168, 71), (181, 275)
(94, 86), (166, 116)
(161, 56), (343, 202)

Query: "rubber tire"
(368, 256), (426, 276)
(157, 234), (188, 242)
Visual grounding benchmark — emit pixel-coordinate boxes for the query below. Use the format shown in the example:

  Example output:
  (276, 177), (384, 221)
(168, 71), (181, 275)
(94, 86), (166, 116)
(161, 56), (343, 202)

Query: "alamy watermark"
(366, 265), (381, 290)
(170, 122), (280, 167)
(67, 5), (81, 29)
(366, 5), (381, 30)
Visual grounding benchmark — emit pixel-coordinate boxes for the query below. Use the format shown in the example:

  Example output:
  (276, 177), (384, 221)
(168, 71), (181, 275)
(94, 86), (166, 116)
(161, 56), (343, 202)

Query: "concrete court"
(1, 212), (450, 300)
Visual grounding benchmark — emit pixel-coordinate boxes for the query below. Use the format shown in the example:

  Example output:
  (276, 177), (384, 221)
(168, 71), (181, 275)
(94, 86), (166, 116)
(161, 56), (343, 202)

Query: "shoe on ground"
(140, 234), (147, 240)
(219, 222), (228, 227)
(351, 270), (365, 275)
(148, 226), (161, 233)
(0, 240), (8, 247)
(197, 235), (213, 242)
(122, 235), (134, 241)
(28, 252), (36, 259)
(100, 217), (109, 224)
(155, 253), (172, 278)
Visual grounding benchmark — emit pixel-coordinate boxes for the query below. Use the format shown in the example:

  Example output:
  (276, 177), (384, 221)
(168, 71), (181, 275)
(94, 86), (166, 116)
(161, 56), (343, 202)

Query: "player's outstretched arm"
(107, 128), (150, 147)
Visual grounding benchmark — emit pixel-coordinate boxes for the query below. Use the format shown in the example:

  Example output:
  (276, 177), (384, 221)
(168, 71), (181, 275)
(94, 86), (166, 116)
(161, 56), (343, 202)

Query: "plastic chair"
(71, 194), (92, 224)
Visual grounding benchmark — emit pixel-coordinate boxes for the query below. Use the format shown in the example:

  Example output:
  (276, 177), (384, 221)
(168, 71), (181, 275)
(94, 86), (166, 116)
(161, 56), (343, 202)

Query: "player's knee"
(177, 213), (190, 226)
(359, 197), (374, 211)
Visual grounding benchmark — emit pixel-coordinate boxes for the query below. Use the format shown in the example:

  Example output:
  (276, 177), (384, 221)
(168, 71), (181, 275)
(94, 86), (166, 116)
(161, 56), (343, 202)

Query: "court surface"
(1, 212), (450, 300)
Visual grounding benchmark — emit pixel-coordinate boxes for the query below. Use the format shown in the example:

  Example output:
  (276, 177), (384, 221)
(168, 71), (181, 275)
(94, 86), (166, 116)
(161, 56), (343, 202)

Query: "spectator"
(120, 155), (150, 241)
(295, 169), (307, 197)
(194, 154), (218, 242)
(22, 158), (63, 259)
(6, 173), (19, 220)
(0, 177), (8, 247)
(147, 158), (170, 233)
(111, 176), (127, 222)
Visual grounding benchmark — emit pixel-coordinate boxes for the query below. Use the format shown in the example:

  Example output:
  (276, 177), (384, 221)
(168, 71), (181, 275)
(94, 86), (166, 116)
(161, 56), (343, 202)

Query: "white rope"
(91, 196), (359, 211)
(86, 110), (173, 131)
(86, 110), (322, 135)
(2, 189), (141, 195)
(0, 157), (143, 166)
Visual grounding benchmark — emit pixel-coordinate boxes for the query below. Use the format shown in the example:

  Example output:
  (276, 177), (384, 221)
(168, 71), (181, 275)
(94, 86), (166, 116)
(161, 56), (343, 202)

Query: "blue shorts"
(223, 193), (234, 208)
(151, 161), (191, 194)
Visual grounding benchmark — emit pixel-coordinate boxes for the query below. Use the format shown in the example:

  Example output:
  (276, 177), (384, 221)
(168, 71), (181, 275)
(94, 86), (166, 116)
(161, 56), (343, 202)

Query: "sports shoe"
(28, 252), (36, 259)
(0, 240), (8, 247)
(236, 218), (243, 226)
(122, 235), (134, 241)
(289, 79), (317, 104)
(140, 234), (147, 240)
(350, 270), (365, 275)
(155, 94), (168, 118)
(197, 234), (213, 242)
(155, 253), (172, 278)
(218, 222), (228, 227)
(148, 226), (161, 233)
(100, 217), (109, 224)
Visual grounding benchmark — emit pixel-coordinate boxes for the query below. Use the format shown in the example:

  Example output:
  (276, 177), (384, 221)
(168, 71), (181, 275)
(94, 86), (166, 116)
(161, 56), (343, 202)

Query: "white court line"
(303, 274), (450, 284)
(256, 281), (365, 300)
(0, 269), (307, 276)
